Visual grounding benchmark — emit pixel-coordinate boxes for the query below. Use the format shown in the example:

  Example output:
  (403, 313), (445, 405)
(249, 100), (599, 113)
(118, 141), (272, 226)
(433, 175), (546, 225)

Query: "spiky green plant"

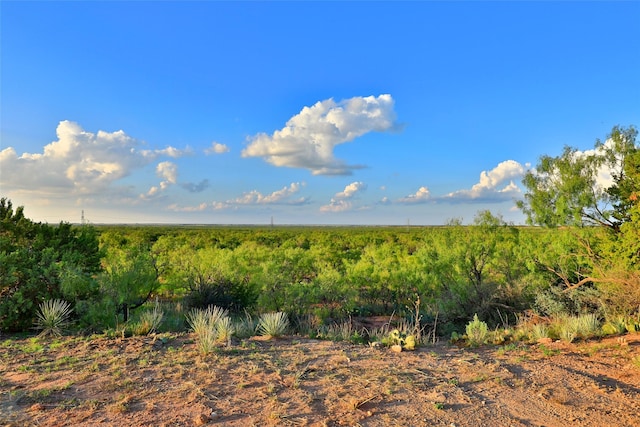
(35, 299), (73, 337)
(215, 315), (235, 346)
(552, 313), (601, 342)
(186, 306), (229, 355)
(257, 312), (289, 338)
(234, 311), (257, 339)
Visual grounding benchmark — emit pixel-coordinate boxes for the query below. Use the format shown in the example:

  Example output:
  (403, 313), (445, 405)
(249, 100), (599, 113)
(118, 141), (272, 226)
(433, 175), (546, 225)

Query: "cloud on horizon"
(210, 182), (308, 210)
(320, 181), (367, 212)
(442, 160), (526, 202)
(241, 94), (398, 175)
(0, 120), (190, 198)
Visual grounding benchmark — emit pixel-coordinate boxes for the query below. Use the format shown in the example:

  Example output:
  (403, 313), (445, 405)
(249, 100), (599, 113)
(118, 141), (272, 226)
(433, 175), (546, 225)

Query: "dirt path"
(1, 333), (639, 426)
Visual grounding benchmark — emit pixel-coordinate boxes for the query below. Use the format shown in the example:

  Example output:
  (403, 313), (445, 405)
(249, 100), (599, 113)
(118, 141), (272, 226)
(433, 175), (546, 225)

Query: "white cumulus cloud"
(320, 181), (367, 212)
(444, 160), (525, 202)
(398, 186), (431, 204)
(0, 120), (189, 197)
(205, 142), (230, 155)
(334, 181), (367, 199)
(157, 161), (178, 185)
(241, 94), (398, 175)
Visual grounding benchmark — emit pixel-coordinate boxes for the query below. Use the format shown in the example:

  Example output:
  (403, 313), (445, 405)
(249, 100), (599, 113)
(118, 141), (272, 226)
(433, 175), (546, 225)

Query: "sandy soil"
(1, 332), (639, 427)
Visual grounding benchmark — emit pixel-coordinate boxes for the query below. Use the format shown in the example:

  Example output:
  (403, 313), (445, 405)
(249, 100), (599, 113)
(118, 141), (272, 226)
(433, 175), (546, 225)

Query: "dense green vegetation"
(1, 126), (639, 343)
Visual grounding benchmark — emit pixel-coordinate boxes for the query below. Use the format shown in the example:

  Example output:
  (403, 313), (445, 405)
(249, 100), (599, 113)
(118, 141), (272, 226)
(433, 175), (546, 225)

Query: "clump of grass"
(530, 323), (550, 341)
(552, 314), (601, 343)
(318, 320), (365, 344)
(293, 313), (323, 338)
(131, 300), (164, 336)
(465, 314), (488, 346)
(257, 312), (289, 338)
(366, 323), (392, 344)
(572, 313), (600, 338)
(35, 299), (73, 337)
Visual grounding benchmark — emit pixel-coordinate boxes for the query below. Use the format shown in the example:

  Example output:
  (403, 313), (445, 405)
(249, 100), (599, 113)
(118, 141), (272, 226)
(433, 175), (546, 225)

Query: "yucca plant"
(257, 312), (289, 338)
(186, 305), (229, 355)
(234, 312), (257, 339)
(215, 315), (235, 346)
(35, 299), (73, 337)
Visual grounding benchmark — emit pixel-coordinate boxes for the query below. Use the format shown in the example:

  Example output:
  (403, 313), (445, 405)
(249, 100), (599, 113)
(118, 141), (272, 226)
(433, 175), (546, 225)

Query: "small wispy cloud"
(212, 182), (308, 210)
(140, 161), (178, 200)
(241, 94), (398, 175)
(167, 202), (209, 212)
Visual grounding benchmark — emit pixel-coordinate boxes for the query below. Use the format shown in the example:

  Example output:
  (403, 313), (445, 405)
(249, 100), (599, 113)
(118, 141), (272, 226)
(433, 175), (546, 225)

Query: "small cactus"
(404, 335), (416, 351)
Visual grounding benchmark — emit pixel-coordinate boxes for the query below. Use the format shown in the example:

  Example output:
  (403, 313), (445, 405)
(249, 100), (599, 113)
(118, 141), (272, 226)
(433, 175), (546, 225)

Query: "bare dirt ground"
(1, 332), (639, 427)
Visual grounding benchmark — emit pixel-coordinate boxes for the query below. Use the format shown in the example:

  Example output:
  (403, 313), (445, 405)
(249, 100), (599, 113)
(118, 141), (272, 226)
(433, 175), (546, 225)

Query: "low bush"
(465, 314), (488, 346)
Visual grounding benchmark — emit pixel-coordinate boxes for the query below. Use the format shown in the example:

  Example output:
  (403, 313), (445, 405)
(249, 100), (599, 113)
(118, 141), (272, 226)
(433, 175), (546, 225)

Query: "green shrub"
(74, 299), (117, 333)
(183, 275), (255, 313)
(465, 314), (488, 346)
(534, 286), (603, 318)
(1, 199), (101, 332)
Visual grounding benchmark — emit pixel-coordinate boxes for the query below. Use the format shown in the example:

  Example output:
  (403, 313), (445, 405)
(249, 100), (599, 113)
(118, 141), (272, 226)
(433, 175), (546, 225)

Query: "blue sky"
(2, 1), (639, 225)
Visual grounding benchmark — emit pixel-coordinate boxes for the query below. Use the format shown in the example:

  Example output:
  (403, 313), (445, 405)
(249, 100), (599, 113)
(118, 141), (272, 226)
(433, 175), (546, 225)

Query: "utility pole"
(81, 210), (85, 226)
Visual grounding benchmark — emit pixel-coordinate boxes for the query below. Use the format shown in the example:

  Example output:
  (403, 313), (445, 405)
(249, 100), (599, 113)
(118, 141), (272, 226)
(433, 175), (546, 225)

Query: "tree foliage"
(518, 126), (640, 312)
(518, 125), (638, 231)
(0, 198), (102, 331)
